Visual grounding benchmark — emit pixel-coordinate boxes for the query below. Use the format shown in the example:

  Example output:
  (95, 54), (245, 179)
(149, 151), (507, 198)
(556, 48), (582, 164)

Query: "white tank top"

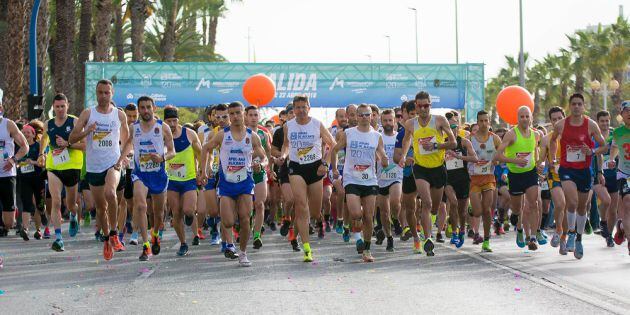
(86, 107), (121, 173)
(378, 131), (402, 187)
(469, 133), (496, 176)
(133, 120), (165, 174)
(220, 128), (253, 183)
(342, 127), (380, 187)
(0, 118), (16, 177)
(287, 117), (322, 165)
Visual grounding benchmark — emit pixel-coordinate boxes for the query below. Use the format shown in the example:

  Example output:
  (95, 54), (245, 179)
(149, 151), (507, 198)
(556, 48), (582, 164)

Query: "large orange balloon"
(496, 85), (534, 125)
(270, 114), (280, 125)
(242, 74), (276, 106)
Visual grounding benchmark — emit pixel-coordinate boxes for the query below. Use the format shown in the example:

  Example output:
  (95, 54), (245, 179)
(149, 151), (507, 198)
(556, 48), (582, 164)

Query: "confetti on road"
(140, 267), (150, 273)
(514, 288), (521, 292)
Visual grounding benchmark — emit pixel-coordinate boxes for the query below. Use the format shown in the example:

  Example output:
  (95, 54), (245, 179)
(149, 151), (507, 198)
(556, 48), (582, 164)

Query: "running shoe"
(550, 233), (560, 248)
(375, 229), (386, 245)
(536, 231), (547, 245)
(423, 238), (435, 256)
(356, 239), (365, 254)
(303, 250), (313, 262)
(112, 237), (126, 252)
(177, 243), (190, 256)
(606, 236), (615, 248)
(574, 240), (584, 259)
(69, 217), (78, 237)
(482, 240), (492, 252)
(151, 235), (161, 255)
(43, 227), (51, 239)
(335, 222), (344, 234)
(51, 239), (64, 252)
(253, 237), (263, 249)
(268, 221), (277, 232)
(450, 231), (458, 245)
(210, 233), (221, 245)
(197, 228), (206, 240)
(192, 235), (200, 246)
(540, 230), (549, 239)
(585, 220), (593, 235)
(516, 230), (526, 248)
(473, 233), (483, 245)
(325, 221), (331, 233)
(83, 213), (91, 227)
(445, 225), (453, 238)
(239, 251), (252, 267)
(103, 239), (113, 261)
(224, 246), (239, 259)
(129, 232), (139, 245)
(467, 229), (475, 238)
(400, 227), (412, 241)
(220, 242), (227, 253)
(413, 240), (423, 254)
(456, 232), (465, 249)
(527, 239), (538, 251)
(386, 237), (394, 252)
(280, 220), (291, 237)
(291, 239), (301, 252)
(503, 222), (510, 233)
(139, 244), (151, 261)
(34, 229), (42, 240)
(393, 221), (403, 236)
(158, 229), (164, 240)
(308, 224), (315, 235)
(436, 232), (445, 243)
(613, 222), (625, 245)
(94, 230), (102, 241)
(317, 222), (325, 239)
(498, 226), (506, 235)
(566, 232), (576, 252)
(493, 221), (501, 235)
(559, 238), (568, 255)
(19, 229), (29, 241)
(342, 227), (350, 242)
(362, 250), (375, 262)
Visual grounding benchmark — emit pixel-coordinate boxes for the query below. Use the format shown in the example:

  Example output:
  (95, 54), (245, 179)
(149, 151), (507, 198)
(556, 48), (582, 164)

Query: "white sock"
(353, 232), (362, 241)
(576, 214), (587, 235)
(567, 211), (577, 231)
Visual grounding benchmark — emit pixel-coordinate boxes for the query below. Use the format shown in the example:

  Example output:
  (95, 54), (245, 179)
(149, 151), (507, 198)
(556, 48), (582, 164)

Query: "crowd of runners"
(1, 79), (629, 267)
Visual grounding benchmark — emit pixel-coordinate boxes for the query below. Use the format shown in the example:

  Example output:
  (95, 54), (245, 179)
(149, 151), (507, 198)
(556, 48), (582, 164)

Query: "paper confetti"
(192, 300), (198, 304)
(514, 288), (521, 292)
(140, 267), (150, 273)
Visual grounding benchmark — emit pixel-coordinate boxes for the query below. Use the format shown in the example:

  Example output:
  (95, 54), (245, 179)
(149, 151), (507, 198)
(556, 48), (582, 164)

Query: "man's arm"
(494, 130), (517, 164)
(8, 120), (28, 161)
(199, 130), (223, 179)
(68, 109), (93, 144)
(162, 123), (175, 162)
(460, 138), (478, 163)
(396, 120), (413, 165)
(437, 116), (456, 150)
(320, 123), (337, 165)
(188, 129), (202, 167)
(330, 130), (347, 175)
(376, 136), (388, 167)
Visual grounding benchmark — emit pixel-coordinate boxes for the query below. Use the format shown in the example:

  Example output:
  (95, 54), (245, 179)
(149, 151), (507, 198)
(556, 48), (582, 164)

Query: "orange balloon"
(270, 114), (280, 125)
(496, 85), (534, 125)
(242, 74), (276, 106)
(331, 119), (338, 127)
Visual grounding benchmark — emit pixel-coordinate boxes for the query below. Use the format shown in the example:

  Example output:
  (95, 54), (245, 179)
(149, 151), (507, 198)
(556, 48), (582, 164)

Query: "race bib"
(52, 148), (70, 166)
(566, 146), (586, 162)
(516, 152), (532, 169)
(92, 131), (113, 150)
(540, 179), (549, 190)
(20, 162), (34, 174)
(139, 154), (160, 172)
(379, 164), (399, 181)
(473, 161), (493, 175)
(352, 164), (373, 181)
(418, 137), (436, 155)
(226, 165), (247, 183)
(445, 157), (464, 170)
(297, 146), (318, 164)
(602, 156), (615, 170)
(168, 163), (187, 179)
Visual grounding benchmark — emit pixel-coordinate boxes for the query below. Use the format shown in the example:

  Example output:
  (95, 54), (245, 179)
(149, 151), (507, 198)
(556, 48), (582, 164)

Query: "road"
(1, 222), (629, 314)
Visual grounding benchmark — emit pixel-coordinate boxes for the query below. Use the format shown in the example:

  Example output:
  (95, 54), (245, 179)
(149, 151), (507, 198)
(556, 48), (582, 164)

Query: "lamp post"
(384, 35), (391, 63)
(591, 79), (621, 112)
(518, 0), (525, 87)
(455, 0), (459, 64)
(409, 7), (418, 63)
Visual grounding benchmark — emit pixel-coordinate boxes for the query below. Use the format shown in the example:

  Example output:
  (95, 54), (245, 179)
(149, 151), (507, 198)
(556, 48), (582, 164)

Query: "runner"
(279, 95), (336, 262)
(164, 106), (202, 256)
(549, 93), (607, 259)
(496, 106), (544, 251)
(375, 109), (402, 252)
(37, 94), (85, 250)
(592, 111), (617, 248)
(16, 124), (44, 241)
(398, 91), (457, 256)
(200, 101), (267, 266)
(121, 103), (138, 245)
(331, 104), (388, 262)
(610, 100), (630, 254)
(244, 105), (273, 249)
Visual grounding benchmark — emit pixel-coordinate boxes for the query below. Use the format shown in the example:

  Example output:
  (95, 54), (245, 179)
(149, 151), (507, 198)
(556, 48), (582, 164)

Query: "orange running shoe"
(112, 237), (126, 252)
(197, 228), (206, 240)
(103, 238), (114, 261)
(151, 235), (161, 255)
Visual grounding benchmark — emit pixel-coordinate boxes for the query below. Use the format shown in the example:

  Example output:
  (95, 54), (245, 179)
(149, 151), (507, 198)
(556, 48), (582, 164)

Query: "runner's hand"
(3, 157), (15, 171)
(581, 143), (592, 156)
(55, 135), (68, 148)
(253, 161), (262, 173)
(317, 164), (327, 176)
(405, 157), (414, 167)
(536, 163), (544, 174)
(87, 122), (97, 133)
(37, 155), (45, 168)
(598, 173), (605, 186)
(149, 153), (163, 163)
(607, 160), (616, 169)
(514, 158), (528, 167)
(333, 168), (340, 179)
(381, 158), (389, 168)
(421, 142), (433, 151)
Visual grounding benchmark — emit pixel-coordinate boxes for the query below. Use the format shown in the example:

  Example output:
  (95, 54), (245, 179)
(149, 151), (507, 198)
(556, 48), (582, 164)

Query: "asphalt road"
(1, 222), (629, 314)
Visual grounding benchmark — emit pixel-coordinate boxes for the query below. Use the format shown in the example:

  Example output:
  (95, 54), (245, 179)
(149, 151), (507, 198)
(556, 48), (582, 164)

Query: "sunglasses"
(216, 115), (228, 119)
(450, 124), (458, 129)
(396, 115), (403, 119)
(358, 112), (371, 118)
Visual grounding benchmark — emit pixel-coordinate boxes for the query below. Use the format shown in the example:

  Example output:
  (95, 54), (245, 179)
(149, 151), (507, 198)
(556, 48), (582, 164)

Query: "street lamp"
(454, 0), (459, 64)
(384, 35), (391, 63)
(590, 79), (621, 112)
(409, 7), (418, 63)
(518, 0), (525, 87)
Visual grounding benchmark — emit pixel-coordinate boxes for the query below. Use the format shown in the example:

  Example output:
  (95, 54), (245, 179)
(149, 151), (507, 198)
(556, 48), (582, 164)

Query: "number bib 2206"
(52, 148), (70, 166)
(297, 146), (318, 164)
(139, 154), (160, 172)
(352, 164), (373, 181)
(92, 132), (113, 150)
(168, 164), (187, 179)
(226, 165), (247, 183)
(566, 146), (585, 162)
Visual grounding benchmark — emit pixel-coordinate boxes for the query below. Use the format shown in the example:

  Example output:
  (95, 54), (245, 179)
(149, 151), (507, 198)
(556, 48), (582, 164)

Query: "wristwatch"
(321, 162), (329, 168)
(433, 143), (438, 150)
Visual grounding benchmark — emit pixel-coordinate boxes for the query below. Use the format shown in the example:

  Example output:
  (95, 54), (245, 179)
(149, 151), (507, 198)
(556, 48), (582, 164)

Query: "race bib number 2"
(445, 157), (463, 170)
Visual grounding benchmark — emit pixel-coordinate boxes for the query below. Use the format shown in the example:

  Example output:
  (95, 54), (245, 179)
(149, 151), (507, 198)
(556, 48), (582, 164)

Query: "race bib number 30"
(352, 164), (373, 181)
(52, 148), (70, 166)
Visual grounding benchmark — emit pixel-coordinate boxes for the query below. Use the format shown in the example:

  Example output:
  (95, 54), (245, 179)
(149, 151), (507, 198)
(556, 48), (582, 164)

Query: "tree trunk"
(22, 0), (33, 117)
(208, 15), (218, 55)
(75, 0), (92, 113)
(51, 0), (76, 110)
(93, 0), (112, 62)
(202, 11), (207, 46)
(113, 0), (124, 62)
(130, 0), (148, 62)
(3, 0), (29, 119)
(0, 0), (9, 93)
(533, 90), (541, 123)
(575, 70), (585, 94)
(160, 0), (178, 61)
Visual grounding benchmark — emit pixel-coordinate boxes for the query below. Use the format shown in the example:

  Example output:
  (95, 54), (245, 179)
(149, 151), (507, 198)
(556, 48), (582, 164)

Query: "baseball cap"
(622, 100), (630, 112)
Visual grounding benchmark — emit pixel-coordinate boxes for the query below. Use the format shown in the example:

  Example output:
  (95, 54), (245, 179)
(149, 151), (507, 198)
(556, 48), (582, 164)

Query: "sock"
(567, 211), (577, 231)
(118, 232), (124, 242)
(353, 232), (362, 241)
(54, 228), (62, 240)
(109, 230), (117, 237)
(70, 213), (77, 221)
(577, 233), (582, 241)
(303, 242), (311, 253)
(576, 214), (587, 235)
(143, 241), (150, 248)
(600, 221), (609, 238)
(152, 230), (159, 238)
(131, 231), (138, 239)
(364, 241), (371, 250)
(253, 231), (261, 239)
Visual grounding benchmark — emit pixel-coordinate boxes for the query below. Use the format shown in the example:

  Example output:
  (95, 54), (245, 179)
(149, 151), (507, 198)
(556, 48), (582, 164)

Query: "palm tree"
(113, 0), (124, 62)
(584, 25), (612, 116)
(51, 0), (76, 110)
(128, 0), (151, 61)
(0, 0), (8, 94)
(75, 0), (92, 113)
(93, 0), (112, 61)
(567, 31), (590, 94)
(608, 16), (630, 118)
(2, 0), (29, 119)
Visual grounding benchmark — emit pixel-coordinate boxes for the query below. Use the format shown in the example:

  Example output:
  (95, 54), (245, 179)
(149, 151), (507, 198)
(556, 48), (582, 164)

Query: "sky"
(215, 0), (627, 79)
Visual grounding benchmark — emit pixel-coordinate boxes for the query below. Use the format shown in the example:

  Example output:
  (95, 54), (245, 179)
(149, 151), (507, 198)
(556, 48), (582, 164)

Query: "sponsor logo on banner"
(268, 73), (318, 99)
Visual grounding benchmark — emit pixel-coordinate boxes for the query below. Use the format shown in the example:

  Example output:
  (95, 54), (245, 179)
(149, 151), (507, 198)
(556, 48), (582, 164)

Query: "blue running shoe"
(335, 222), (344, 234)
(356, 239), (365, 254)
(220, 241), (227, 253)
(69, 217), (78, 237)
(566, 232), (576, 252)
(51, 239), (65, 252)
(550, 233), (560, 247)
(210, 232), (221, 245)
(541, 230), (549, 239)
(158, 229), (164, 240)
(516, 230), (526, 248)
(456, 232), (465, 249)
(450, 232), (458, 245)
(536, 231), (547, 245)
(342, 228), (350, 242)
(574, 240), (583, 259)
(176, 243), (189, 257)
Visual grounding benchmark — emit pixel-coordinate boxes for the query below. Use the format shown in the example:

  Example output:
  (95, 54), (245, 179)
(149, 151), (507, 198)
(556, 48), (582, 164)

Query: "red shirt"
(559, 116), (593, 169)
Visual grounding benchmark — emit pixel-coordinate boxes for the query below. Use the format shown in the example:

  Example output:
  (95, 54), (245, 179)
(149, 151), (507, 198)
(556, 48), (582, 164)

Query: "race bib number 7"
(566, 146), (586, 162)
